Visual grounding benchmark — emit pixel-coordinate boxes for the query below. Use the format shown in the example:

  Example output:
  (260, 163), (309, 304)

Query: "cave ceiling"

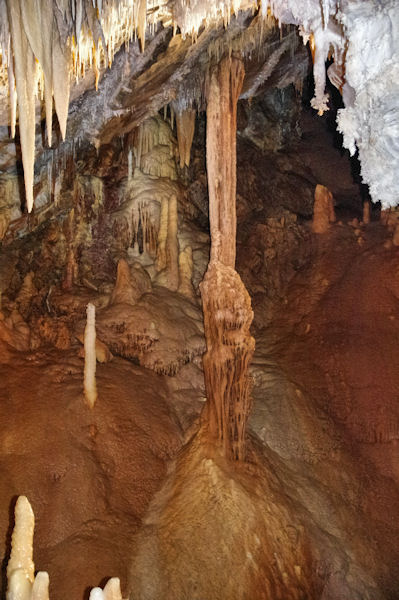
(0, 0), (398, 215)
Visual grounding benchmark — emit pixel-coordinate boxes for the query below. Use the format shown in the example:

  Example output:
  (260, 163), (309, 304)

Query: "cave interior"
(0, 1), (399, 599)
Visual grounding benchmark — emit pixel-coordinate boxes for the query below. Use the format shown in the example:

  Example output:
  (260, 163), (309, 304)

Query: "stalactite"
(176, 108), (196, 169)
(134, 117), (177, 179)
(201, 56), (254, 461)
(7, 49), (17, 139)
(206, 56), (244, 267)
(6, 0), (36, 213)
(20, 0), (54, 147)
(137, 0), (147, 52)
(84, 302), (97, 409)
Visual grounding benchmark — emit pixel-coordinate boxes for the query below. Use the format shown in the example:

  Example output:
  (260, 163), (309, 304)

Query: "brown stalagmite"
(62, 249), (78, 290)
(363, 200), (371, 224)
(201, 262), (255, 461)
(7, 0), (36, 213)
(110, 259), (151, 306)
(206, 56), (244, 267)
(201, 56), (254, 461)
(176, 109), (196, 169)
(312, 184), (335, 234)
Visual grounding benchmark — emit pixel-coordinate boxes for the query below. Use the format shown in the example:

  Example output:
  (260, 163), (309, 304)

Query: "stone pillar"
(201, 56), (255, 461)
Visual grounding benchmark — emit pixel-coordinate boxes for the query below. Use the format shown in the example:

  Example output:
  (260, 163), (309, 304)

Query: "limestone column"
(201, 56), (255, 461)
(206, 57), (244, 267)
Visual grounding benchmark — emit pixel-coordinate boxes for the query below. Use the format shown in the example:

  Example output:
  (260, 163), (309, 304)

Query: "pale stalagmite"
(7, 496), (35, 586)
(6, 496), (50, 600)
(178, 245), (195, 299)
(89, 577), (123, 599)
(84, 302), (98, 409)
(165, 194), (179, 291)
(156, 197), (169, 272)
(31, 572), (50, 600)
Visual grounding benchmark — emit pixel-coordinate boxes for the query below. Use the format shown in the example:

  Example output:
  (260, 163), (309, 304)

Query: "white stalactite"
(84, 302), (98, 409)
(6, 0), (36, 213)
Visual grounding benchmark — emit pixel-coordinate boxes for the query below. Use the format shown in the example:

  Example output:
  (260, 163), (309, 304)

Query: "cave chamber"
(0, 1), (398, 599)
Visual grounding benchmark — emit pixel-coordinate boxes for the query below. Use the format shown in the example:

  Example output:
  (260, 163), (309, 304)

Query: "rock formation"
(7, 496), (50, 600)
(0, 2), (398, 599)
(84, 302), (97, 409)
(201, 56), (254, 461)
(312, 184), (335, 234)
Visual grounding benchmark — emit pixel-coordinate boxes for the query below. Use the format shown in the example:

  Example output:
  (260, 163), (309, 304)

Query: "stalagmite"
(6, 496), (50, 600)
(89, 578), (123, 600)
(178, 245), (195, 298)
(62, 249), (78, 290)
(201, 56), (254, 461)
(176, 108), (196, 169)
(7, 496), (35, 588)
(109, 259), (151, 306)
(156, 197), (169, 272)
(128, 149), (133, 182)
(363, 201), (371, 225)
(165, 194), (179, 291)
(16, 271), (37, 317)
(312, 184), (335, 234)
(393, 223), (399, 247)
(84, 302), (98, 409)
(31, 573), (50, 600)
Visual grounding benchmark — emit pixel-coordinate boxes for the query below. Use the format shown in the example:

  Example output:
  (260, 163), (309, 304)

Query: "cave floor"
(1, 217), (399, 599)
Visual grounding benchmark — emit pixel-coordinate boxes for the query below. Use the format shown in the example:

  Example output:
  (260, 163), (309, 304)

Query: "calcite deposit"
(0, 2), (398, 600)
